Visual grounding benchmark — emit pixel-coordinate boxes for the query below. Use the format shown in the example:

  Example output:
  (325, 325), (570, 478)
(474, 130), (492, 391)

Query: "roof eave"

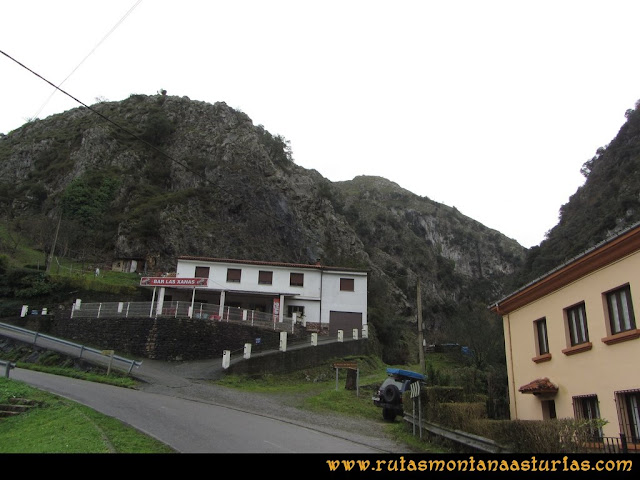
(491, 223), (640, 315)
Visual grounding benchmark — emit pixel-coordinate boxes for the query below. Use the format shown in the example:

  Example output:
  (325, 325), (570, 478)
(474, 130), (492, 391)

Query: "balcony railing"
(584, 434), (640, 454)
(70, 300), (301, 332)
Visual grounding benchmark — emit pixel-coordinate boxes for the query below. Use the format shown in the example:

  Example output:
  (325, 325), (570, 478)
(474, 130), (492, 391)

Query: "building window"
(573, 395), (602, 439)
(340, 278), (354, 291)
(535, 318), (549, 355)
(226, 268), (241, 283)
(566, 302), (589, 346)
(290, 272), (304, 287)
(542, 400), (557, 420)
(287, 305), (305, 319)
(258, 270), (273, 285)
(195, 266), (210, 278)
(606, 285), (636, 334)
(616, 390), (640, 444)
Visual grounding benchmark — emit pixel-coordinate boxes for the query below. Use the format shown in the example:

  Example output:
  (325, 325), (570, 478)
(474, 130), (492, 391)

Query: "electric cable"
(32, 0), (143, 120)
(0, 49), (325, 248)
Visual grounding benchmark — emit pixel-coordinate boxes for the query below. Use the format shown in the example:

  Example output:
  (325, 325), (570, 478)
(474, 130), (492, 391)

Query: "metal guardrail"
(403, 412), (511, 453)
(0, 322), (142, 374)
(404, 413), (640, 454)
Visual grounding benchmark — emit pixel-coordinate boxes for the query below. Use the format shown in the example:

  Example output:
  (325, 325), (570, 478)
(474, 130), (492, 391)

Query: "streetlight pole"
(417, 278), (425, 374)
(45, 210), (62, 274)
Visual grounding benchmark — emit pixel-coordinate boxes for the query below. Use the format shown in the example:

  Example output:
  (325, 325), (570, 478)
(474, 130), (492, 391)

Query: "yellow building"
(490, 223), (640, 445)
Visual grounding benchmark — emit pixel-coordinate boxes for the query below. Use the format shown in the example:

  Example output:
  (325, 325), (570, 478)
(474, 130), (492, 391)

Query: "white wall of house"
(287, 299), (320, 324)
(320, 271), (368, 325)
(173, 258), (367, 328)
(176, 260), (320, 297)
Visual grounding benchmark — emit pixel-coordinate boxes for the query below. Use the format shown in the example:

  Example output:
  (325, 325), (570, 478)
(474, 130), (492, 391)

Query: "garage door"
(329, 311), (362, 337)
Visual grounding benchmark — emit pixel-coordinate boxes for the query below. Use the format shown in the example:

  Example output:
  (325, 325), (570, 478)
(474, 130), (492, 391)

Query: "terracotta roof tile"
(519, 377), (558, 395)
(176, 256), (368, 272)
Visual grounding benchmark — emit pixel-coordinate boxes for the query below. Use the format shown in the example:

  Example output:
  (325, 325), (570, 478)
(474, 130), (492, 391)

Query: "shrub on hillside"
(416, 384), (608, 453)
(471, 418), (607, 453)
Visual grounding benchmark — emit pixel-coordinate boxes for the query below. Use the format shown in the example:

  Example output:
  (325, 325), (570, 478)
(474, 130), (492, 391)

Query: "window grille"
(573, 394), (602, 439)
(616, 389), (640, 444)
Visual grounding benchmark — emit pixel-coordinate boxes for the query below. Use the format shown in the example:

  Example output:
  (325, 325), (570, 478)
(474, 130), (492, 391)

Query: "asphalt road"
(2, 323), (412, 455)
(10, 367), (392, 454)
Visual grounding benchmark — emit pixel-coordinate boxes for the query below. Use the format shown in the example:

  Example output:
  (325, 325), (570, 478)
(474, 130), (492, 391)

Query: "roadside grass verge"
(15, 363), (138, 388)
(1, 344), (139, 388)
(0, 377), (174, 453)
(213, 355), (392, 422)
(213, 355), (453, 453)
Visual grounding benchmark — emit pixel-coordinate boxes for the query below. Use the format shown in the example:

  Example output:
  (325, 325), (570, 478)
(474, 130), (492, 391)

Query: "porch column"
(155, 287), (166, 316)
(218, 290), (226, 318)
(279, 294), (285, 323)
(189, 287), (196, 318)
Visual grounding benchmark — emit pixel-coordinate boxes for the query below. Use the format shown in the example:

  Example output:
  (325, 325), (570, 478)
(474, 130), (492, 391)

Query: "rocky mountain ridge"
(516, 99), (640, 287)
(0, 93), (526, 362)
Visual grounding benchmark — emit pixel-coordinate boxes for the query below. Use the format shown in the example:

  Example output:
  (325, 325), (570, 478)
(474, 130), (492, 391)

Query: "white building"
(156, 256), (368, 336)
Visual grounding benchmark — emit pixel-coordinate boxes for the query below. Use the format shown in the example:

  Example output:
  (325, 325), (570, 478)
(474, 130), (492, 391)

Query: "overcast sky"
(2, 1), (639, 248)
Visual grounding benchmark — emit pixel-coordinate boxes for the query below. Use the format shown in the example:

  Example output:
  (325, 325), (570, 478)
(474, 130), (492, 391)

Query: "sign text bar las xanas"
(140, 277), (208, 287)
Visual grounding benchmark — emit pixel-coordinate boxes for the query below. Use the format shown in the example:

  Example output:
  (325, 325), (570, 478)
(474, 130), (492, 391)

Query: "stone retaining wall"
(2, 315), (302, 361)
(227, 340), (368, 376)
(1, 314), (368, 367)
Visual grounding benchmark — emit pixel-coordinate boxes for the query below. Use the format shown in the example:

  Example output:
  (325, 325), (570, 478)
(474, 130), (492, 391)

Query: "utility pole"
(46, 210), (62, 274)
(417, 278), (425, 374)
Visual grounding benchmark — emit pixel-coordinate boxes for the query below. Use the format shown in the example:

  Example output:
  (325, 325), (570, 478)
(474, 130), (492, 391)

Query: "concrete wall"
(3, 314), (299, 362)
(227, 339), (369, 376)
(321, 271), (368, 326)
(2, 314), (369, 371)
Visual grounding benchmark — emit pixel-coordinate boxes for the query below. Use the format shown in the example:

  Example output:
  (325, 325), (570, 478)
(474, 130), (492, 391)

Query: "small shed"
(112, 257), (145, 274)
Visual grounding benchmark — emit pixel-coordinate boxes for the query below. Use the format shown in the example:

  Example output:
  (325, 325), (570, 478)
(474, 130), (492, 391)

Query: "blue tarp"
(386, 368), (426, 381)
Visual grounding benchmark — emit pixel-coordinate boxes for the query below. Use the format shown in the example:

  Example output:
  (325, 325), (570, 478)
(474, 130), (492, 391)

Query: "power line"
(0, 49), (323, 248)
(32, 0), (143, 120)
(1, 49), (189, 171)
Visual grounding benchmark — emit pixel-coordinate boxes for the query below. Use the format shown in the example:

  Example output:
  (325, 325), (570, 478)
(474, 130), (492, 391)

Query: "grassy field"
(0, 224), (46, 269)
(0, 223), (142, 289)
(0, 348), (171, 453)
(0, 377), (175, 453)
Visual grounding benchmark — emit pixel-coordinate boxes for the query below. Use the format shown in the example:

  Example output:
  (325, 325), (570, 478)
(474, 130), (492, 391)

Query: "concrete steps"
(0, 397), (39, 418)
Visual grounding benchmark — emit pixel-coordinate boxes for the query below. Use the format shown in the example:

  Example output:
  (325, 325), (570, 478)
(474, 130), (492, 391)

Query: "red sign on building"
(140, 277), (208, 287)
